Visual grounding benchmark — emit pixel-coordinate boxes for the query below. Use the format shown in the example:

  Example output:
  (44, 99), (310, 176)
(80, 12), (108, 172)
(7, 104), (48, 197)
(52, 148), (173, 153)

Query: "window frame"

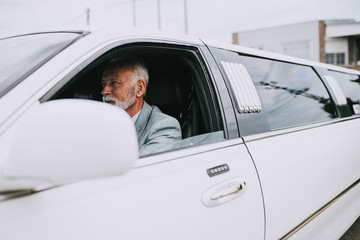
(41, 39), (229, 156)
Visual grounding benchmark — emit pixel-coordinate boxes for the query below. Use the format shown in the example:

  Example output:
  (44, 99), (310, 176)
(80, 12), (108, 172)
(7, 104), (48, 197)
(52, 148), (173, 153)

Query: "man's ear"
(136, 80), (146, 97)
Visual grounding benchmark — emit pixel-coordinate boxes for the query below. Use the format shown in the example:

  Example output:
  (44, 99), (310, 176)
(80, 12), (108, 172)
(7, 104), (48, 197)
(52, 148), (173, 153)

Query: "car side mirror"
(0, 99), (138, 192)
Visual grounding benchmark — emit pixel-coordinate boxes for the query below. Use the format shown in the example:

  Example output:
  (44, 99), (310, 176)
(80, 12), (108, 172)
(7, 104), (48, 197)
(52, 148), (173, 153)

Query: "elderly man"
(101, 57), (182, 155)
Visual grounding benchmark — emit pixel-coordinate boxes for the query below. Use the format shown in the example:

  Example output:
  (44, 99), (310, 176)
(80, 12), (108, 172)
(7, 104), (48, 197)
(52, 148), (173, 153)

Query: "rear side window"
(209, 47), (337, 136)
(324, 70), (360, 115)
(238, 55), (336, 130)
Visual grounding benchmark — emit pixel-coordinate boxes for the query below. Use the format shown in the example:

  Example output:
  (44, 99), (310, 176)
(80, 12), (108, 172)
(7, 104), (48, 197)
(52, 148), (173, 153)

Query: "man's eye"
(111, 81), (121, 87)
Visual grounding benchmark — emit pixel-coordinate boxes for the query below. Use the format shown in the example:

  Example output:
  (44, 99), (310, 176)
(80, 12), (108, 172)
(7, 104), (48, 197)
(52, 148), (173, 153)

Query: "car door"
(0, 141), (265, 240)
(0, 31), (265, 240)
(207, 43), (360, 239)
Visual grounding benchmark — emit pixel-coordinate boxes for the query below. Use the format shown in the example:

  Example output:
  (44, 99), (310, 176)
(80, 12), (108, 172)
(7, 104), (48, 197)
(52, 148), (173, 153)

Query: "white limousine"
(1, 28), (360, 240)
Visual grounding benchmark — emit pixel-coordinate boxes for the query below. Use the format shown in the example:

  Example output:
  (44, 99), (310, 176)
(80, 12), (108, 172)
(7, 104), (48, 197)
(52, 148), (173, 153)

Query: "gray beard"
(102, 85), (136, 111)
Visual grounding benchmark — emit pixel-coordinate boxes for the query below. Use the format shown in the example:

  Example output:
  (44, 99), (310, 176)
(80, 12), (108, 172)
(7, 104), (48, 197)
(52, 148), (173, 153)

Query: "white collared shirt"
(132, 109), (141, 124)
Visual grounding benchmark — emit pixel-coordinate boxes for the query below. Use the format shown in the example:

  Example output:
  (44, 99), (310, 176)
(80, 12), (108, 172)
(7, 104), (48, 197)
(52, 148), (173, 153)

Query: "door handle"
(202, 177), (247, 207)
(210, 184), (243, 200)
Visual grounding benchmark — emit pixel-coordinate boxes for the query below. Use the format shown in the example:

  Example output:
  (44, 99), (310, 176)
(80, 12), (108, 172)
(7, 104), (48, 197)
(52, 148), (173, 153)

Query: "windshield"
(0, 32), (82, 97)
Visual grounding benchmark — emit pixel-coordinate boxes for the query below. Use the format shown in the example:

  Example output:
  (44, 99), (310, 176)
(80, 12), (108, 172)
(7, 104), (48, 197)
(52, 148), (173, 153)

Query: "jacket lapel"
(135, 101), (152, 142)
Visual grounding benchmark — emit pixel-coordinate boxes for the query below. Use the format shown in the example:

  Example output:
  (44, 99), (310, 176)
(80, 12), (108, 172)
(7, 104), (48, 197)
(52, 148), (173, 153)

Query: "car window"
(324, 70), (360, 115)
(0, 32), (81, 97)
(45, 43), (226, 156)
(209, 47), (337, 136)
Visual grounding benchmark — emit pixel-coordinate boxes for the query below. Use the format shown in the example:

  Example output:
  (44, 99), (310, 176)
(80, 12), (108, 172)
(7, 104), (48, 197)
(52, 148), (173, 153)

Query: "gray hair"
(108, 56), (149, 92)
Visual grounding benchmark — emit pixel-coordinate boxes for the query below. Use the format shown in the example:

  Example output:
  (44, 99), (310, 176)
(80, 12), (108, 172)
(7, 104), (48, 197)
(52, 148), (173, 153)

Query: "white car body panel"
(0, 139), (264, 240)
(244, 118), (360, 239)
(291, 181), (360, 240)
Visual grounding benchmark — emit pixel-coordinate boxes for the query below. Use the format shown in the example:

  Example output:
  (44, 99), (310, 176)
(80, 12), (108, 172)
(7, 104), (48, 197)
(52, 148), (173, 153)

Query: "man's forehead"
(102, 70), (117, 79)
(102, 65), (132, 80)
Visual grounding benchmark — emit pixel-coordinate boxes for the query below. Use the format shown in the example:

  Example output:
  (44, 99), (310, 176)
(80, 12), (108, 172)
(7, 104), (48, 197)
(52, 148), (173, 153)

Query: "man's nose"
(101, 83), (111, 96)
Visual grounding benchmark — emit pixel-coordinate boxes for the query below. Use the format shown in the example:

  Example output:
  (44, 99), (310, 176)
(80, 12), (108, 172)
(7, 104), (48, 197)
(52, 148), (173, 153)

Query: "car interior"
(47, 44), (225, 153)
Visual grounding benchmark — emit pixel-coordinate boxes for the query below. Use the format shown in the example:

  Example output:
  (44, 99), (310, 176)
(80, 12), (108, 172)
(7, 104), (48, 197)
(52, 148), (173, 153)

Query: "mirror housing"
(1, 99), (138, 191)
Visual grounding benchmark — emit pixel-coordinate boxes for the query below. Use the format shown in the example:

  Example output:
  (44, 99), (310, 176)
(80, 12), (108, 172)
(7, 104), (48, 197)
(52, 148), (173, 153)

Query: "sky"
(0, 0), (359, 43)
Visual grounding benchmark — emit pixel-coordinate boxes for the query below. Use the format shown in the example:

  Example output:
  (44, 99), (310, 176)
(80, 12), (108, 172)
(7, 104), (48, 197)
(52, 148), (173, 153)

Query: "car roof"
(1, 26), (204, 45)
(4, 26), (360, 75)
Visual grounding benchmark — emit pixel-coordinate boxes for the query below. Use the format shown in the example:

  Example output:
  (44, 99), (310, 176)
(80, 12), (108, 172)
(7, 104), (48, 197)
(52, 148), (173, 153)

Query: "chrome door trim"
(243, 116), (360, 143)
(135, 138), (243, 168)
(280, 178), (360, 240)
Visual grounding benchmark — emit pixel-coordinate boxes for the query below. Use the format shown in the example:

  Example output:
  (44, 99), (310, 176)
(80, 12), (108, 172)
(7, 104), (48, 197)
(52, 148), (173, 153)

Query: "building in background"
(232, 19), (360, 70)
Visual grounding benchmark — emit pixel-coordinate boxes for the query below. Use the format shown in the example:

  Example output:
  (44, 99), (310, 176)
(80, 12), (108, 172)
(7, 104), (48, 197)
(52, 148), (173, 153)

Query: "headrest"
(146, 76), (183, 106)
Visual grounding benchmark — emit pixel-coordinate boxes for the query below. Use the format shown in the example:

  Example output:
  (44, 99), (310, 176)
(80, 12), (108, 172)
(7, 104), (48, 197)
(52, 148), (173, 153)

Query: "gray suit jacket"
(135, 102), (182, 156)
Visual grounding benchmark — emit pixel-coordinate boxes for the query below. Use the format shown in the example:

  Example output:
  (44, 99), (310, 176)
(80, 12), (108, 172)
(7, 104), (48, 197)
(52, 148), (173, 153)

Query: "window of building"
(326, 53), (345, 65)
(326, 54), (334, 64)
(337, 53), (345, 65)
